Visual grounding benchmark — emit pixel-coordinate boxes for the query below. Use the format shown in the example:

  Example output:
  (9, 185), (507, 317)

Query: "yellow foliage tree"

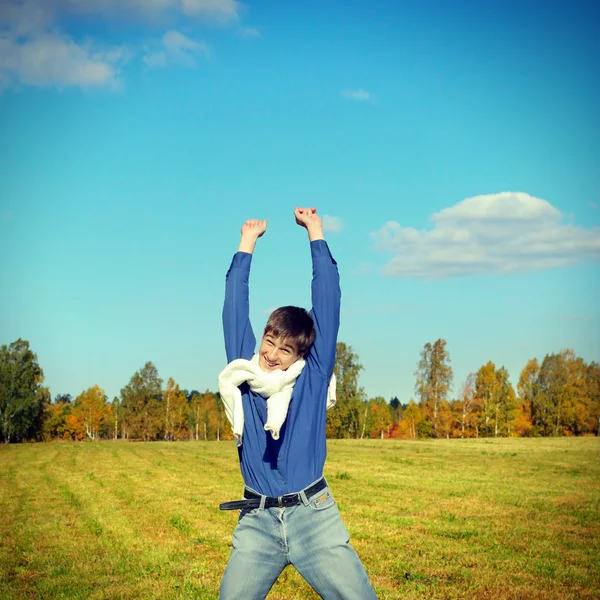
(368, 397), (392, 439)
(402, 400), (422, 439)
(73, 385), (107, 441)
(163, 378), (189, 441)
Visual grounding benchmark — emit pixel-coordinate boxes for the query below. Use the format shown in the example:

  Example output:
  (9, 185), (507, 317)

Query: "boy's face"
(259, 333), (301, 372)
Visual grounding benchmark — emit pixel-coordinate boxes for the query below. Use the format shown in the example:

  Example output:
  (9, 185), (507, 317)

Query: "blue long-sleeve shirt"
(222, 240), (341, 497)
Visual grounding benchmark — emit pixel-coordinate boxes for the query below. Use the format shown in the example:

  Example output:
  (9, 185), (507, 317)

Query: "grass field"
(1, 438), (599, 599)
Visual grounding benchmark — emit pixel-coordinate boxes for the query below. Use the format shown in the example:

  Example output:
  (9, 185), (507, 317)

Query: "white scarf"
(218, 354), (336, 447)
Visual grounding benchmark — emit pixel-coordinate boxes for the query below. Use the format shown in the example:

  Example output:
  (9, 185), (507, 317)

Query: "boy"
(218, 207), (377, 599)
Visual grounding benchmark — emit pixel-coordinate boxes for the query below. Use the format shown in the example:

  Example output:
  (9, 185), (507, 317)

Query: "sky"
(1, 0), (599, 405)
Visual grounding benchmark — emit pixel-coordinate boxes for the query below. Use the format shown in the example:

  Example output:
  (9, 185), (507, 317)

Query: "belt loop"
(259, 494), (266, 511)
(299, 489), (309, 506)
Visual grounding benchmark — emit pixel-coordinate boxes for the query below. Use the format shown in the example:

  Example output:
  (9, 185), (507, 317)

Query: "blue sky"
(1, 0), (599, 404)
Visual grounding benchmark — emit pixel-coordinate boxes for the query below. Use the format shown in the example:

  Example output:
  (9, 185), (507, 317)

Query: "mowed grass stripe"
(42, 443), (234, 599)
(7, 445), (168, 599)
(1, 438), (599, 599)
(322, 439), (600, 599)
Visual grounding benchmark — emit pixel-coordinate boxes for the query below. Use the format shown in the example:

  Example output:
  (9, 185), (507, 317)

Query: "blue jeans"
(220, 479), (377, 599)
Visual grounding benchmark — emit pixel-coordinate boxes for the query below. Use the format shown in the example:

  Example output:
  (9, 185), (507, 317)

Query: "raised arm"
(222, 220), (267, 362)
(294, 208), (341, 376)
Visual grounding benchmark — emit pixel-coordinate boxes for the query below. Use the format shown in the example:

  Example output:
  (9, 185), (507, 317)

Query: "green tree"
(475, 361), (497, 436)
(536, 350), (593, 436)
(495, 367), (517, 436)
(537, 351), (572, 436)
(54, 393), (72, 404)
(415, 339), (453, 437)
(0, 339), (50, 443)
(120, 362), (163, 440)
(519, 351), (596, 436)
(327, 342), (366, 438)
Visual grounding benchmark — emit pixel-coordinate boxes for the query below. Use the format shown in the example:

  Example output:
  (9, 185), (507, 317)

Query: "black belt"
(219, 477), (327, 511)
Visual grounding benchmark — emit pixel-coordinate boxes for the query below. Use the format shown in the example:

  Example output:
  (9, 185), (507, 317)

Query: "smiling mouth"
(262, 356), (279, 369)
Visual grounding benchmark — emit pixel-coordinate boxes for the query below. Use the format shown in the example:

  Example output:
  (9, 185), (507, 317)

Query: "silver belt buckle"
(277, 495), (283, 508)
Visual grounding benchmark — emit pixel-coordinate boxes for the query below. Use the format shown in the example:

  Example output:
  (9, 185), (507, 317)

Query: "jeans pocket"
(308, 487), (335, 511)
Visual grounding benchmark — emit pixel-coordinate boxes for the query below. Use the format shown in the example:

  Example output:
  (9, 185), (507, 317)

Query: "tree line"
(1, 337), (598, 443)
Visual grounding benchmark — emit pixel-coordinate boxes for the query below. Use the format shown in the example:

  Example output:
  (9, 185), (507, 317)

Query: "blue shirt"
(222, 240), (341, 497)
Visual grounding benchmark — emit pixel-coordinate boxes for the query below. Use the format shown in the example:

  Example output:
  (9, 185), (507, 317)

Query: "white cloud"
(371, 192), (600, 279)
(322, 214), (343, 233)
(144, 30), (209, 67)
(0, 1), (54, 36)
(0, 34), (120, 89)
(56, 0), (240, 23)
(0, 0), (241, 26)
(0, 0), (240, 90)
(341, 89), (371, 101)
(0, 2), (125, 89)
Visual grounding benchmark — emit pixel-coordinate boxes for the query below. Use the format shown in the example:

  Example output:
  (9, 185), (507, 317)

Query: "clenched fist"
(241, 219), (267, 239)
(294, 207), (324, 241)
(238, 219), (267, 254)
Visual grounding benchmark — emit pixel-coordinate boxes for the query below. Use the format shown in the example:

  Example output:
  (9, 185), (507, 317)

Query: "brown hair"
(263, 306), (316, 357)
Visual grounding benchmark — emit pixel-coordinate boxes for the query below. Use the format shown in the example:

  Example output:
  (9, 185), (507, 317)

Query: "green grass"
(1, 438), (599, 599)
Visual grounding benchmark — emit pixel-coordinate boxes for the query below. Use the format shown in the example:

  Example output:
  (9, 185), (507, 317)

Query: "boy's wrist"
(306, 226), (324, 242)
(238, 234), (259, 254)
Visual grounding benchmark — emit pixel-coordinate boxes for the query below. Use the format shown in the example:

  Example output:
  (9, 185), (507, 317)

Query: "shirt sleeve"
(222, 252), (256, 362)
(308, 240), (341, 377)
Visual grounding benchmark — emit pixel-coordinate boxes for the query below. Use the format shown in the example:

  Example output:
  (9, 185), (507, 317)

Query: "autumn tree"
(43, 398), (71, 440)
(436, 400), (454, 438)
(326, 342), (367, 438)
(495, 367), (517, 436)
(388, 397), (403, 427)
(563, 352), (591, 435)
(0, 339), (50, 443)
(371, 397), (392, 439)
(458, 373), (478, 438)
(73, 385), (108, 440)
(120, 362), (163, 440)
(587, 362), (600, 435)
(535, 350), (591, 436)
(516, 359), (539, 435)
(163, 378), (189, 441)
(190, 391), (220, 440)
(475, 362), (517, 437)
(414, 339), (453, 437)
(108, 397), (123, 440)
(516, 351), (599, 437)
(402, 400), (422, 439)
(475, 362), (497, 436)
